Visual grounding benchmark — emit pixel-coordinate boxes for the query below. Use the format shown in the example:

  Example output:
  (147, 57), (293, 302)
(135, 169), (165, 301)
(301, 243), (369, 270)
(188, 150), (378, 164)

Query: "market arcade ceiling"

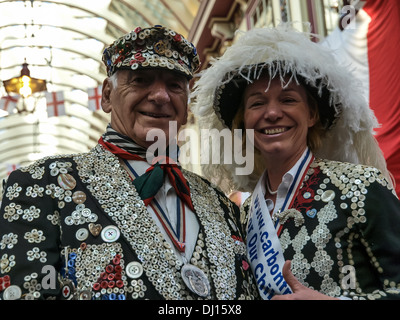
(0, 0), (199, 179)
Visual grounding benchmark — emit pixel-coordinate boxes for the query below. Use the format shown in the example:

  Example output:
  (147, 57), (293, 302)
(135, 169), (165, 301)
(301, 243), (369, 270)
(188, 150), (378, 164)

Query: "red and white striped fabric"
(0, 95), (19, 114)
(323, 0), (400, 196)
(45, 91), (66, 117)
(87, 85), (102, 111)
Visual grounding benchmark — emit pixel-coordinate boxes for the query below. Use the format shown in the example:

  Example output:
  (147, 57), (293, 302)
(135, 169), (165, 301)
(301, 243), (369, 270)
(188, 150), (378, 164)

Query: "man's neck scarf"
(98, 125), (194, 211)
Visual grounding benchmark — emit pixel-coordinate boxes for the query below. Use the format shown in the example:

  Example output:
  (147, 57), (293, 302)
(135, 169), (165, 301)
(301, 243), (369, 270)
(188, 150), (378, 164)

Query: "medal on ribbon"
(122, 159), (211, 297)
(181, 264), (211, 297)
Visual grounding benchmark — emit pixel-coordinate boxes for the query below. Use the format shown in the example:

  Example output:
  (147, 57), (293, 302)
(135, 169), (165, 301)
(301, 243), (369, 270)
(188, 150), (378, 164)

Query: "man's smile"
(140, 111), (170, 118)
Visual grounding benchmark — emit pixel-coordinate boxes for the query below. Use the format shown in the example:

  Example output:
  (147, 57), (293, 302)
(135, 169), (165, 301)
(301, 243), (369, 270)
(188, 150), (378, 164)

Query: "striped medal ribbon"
(122, 159), (186, 252)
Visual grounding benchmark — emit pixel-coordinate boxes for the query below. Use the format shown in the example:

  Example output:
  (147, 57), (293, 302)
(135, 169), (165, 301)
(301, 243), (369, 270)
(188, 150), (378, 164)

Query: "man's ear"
(101, 78), (112, 113)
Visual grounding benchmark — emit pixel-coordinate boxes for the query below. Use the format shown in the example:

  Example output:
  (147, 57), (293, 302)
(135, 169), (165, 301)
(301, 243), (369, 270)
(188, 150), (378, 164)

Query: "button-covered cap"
(102, 25), (200, 79)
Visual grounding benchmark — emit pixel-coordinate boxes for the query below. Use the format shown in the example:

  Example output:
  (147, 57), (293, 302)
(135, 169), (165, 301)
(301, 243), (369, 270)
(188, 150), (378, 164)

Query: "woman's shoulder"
(314, 158), (383, 175)
(314, 158), (395, 194)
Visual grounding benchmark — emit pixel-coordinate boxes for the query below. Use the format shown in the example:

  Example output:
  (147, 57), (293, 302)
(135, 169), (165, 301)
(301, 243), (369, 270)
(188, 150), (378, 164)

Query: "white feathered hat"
(191, 24), (391, 193)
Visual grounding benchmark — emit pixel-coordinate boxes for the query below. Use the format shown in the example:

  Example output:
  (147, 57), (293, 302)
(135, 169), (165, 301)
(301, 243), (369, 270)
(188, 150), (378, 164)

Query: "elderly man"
(0, 26), (258, 300)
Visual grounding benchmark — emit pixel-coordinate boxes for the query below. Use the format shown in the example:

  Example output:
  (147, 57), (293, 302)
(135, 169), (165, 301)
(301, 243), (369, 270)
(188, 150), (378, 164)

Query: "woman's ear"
(308, 111), (318, 128)
(101, 78), (112, 113)
(306, 94), (319, 128)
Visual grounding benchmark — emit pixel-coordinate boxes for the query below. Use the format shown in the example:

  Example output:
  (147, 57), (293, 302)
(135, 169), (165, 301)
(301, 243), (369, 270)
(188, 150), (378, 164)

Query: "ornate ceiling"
(0, 0), (200, 180)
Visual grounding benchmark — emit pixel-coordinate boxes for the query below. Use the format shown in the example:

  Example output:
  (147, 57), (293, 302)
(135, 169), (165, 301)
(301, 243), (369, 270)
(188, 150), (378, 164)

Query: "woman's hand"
(271, 260), (339, 300)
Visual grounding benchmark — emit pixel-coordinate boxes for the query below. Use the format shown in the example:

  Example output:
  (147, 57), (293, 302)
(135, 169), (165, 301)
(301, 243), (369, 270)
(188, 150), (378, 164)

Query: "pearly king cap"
(102, 25), (200, 79)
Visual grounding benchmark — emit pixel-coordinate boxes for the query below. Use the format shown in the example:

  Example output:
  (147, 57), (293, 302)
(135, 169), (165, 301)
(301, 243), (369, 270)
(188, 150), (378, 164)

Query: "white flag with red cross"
(87, 85), (102, 111)
(0, 95), (19, 114)
(46, 91), (66, 117)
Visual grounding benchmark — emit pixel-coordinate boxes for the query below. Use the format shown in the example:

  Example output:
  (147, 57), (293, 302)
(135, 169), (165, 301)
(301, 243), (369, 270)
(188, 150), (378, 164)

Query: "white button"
(303, 191), (312, 199)
(321, 190), (335, 202)
(101, 225), (120, 242)
(76, 228), (89, 241)
(3, 285), (22, 300)
(126, 261), (143, 279)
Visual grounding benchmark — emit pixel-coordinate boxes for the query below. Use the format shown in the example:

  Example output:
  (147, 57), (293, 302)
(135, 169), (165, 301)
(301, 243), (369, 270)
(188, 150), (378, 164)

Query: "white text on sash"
(247, 192), (292, 299)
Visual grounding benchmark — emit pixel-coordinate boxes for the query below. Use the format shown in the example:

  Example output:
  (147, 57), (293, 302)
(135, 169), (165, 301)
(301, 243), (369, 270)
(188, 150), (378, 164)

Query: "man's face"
(101, 69), (189, 148)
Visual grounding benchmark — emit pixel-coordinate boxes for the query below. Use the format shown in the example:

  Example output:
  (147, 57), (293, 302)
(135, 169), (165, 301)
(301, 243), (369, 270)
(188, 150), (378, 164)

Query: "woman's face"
(243, 75), (317, 161)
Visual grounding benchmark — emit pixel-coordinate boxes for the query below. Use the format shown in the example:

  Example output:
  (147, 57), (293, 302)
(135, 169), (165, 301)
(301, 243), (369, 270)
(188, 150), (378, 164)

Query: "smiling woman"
(192, 24), (400, 300)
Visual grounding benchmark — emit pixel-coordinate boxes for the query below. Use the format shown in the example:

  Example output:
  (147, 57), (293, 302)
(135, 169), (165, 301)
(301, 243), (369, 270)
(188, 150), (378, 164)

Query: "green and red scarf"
(98, 126), (194, 211)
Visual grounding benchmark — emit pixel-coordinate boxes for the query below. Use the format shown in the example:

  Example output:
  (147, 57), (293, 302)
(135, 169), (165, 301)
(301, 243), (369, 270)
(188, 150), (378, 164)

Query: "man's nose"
(148, 81), (170, 104)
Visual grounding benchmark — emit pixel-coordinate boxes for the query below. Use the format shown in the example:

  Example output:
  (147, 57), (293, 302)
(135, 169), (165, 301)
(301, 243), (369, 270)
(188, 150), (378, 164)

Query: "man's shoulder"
(182, 168), (224, 194)
(19, 150), (91, 171)
(9, 147), (101, 182)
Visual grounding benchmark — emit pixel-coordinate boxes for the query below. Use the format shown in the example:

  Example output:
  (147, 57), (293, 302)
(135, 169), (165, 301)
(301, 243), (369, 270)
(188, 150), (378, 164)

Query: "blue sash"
(247, 149), (314, 299)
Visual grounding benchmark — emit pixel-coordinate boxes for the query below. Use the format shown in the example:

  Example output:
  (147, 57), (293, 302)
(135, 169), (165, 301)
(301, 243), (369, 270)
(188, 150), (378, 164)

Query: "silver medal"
(181, 264), (210, 297)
